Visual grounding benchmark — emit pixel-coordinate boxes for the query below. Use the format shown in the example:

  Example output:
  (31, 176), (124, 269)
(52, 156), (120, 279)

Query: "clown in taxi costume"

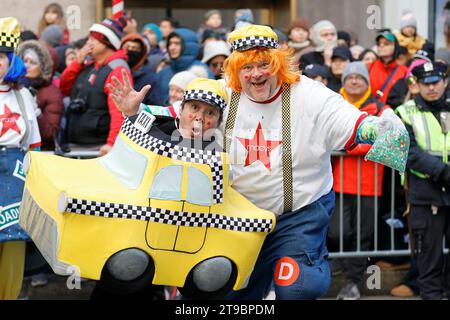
(0, 17), (41, 300)
(111, 24), (410, 300)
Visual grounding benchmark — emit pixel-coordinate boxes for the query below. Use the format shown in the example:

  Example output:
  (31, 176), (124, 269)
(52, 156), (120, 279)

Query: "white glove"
(376, 108), (407, 139)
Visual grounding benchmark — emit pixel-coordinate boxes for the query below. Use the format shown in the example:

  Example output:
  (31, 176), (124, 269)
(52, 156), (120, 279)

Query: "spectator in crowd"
(233, 8), (254, 30)
(368, 31), (408, 104)
(359, 49), (378, 65)
(337, 30), (351, 47)
(328, 46), (353, 92)
(302, 63), (330, 86)
(287, 18), (314, 63)
(37, 2), (70, 44)
(435, 47), (450, 66)
(197, 10), (228, 43)
(40, 24), (64, 49)
(202, 40), (231, 80)
(158, 27), (213, 103)
(395, 61), (450, 300)
(350, 45), (365, 61)
(72, 37), (88, 56)
(141, 23), (163, 56)
(18, 40), (64, 151)
(388, 59), (429, 298)
(121, 33), (164, 106)
(272, 27), (289, 50)
(60, 17), (131, 156)
(159, 17), (178, 52)
(64, 47), (76, 70)
(167, 71), (198, 106)
(394, 11), (426, 58)
(387, 58), (431, 109)
(328, 61), (390, 300)
(0, 17), (41, 300)
(397, 46), (409, 66)
(201, 29), (228, 45)
(20, 30), (38, 42)
(300, 20), (338, 68)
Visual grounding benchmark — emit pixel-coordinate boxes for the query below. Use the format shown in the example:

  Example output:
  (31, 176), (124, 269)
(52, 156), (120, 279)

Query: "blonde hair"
(38, 3), (66, 36)
(223, 47), (300, 92)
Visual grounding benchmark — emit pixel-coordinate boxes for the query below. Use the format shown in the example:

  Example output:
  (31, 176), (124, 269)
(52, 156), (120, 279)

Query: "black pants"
(410, 205), (450, 299)
(328, 194), (376, 286)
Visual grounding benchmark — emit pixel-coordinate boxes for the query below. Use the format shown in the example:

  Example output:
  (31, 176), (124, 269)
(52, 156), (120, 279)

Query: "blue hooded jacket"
(157, 28), (213, 101)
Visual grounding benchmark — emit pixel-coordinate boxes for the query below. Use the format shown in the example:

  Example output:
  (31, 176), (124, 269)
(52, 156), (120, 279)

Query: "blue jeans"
(0, 147), (29, 242)
(226, 190), (335, 300)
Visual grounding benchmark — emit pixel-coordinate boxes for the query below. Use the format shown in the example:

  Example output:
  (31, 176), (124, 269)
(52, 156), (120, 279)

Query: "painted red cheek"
(263, 71), (271, 77)
(206, 121), (211, 126)
(244, 75), (251, 80)
(188, 114), (193, 120)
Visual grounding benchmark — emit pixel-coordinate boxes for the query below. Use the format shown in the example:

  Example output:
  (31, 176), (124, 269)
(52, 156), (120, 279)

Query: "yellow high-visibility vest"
(396, 99), (450, 179)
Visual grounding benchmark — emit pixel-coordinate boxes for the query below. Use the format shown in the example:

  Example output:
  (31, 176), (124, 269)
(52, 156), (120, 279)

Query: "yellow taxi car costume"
(19, 79), (276, 299)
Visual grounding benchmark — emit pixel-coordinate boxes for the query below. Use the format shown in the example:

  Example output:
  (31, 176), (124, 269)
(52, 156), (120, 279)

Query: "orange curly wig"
(223, 47), (300, 92)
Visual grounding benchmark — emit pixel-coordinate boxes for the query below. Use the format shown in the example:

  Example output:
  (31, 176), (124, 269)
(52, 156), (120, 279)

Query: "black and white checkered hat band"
(231, 36), (279, 52)
(0, 32), (19, 51)
(66, 198), (273, 233)
(121, 118), (224, 203)
(183, 90), (227, 110)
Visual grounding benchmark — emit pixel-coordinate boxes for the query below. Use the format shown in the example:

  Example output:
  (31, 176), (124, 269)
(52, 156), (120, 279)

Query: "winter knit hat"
(89, 18), (126, 50)
(41, 24), (64, 47)
(234, 9), (254, 24)
(311, 20), (337, 52)
(342, 61), (370, 84)
(169, 71), (198, 91)
(400, 11), (417, 30)
(202, 40), (231, 63)
(141, 23), (162, 43)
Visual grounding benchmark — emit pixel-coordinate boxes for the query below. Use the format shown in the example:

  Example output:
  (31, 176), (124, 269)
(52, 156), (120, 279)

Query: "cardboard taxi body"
(19, 116), (275, 294)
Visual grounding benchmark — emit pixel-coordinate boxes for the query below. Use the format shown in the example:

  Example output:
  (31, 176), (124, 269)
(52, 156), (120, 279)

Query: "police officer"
(396, 61), (450, 300)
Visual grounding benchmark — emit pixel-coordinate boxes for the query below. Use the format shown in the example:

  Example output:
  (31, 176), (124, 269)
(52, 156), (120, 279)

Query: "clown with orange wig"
(110, 24), (409, 300)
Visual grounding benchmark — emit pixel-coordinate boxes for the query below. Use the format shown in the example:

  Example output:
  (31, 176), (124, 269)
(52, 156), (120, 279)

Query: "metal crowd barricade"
(328, 151), (448, 259)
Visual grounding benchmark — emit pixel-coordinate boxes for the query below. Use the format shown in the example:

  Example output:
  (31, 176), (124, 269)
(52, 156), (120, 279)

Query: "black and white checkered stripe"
(66, 198), (273, 233)
(231, 36), (279, 51)
(121, 118), (224, 203)
(183, 89), (227, 110)
(0, 32), (19, 50)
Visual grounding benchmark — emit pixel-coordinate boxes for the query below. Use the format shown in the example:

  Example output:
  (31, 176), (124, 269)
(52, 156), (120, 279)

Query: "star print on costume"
(237, 122), (282, 171)
(0, 104), (22, 137)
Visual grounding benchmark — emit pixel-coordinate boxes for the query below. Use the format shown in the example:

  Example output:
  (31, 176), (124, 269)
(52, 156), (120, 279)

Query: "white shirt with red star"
(0, 85), (41, 149)
(221, 76), (365, 216)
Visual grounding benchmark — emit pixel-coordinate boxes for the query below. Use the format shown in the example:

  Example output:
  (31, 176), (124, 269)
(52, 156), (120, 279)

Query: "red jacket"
(333, 94), (389, 196)
(36, 83), (64, 150)
(60, 49), (132, 146)
(368, 60), (407, 104)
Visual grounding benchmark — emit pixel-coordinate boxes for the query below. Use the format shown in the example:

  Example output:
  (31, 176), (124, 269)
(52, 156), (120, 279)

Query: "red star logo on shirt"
(0, 104), (22, 137)
(237, 122), (282, 171)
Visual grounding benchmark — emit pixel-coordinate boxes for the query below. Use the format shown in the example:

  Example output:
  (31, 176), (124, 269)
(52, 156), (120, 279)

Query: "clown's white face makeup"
(0, 52), (10, 83)
(178, 100), (221, 139)
(238, 61), (279, 102)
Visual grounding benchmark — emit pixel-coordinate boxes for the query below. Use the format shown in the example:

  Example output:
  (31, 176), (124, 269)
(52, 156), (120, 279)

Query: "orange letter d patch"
(274, 257), (300, 286)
